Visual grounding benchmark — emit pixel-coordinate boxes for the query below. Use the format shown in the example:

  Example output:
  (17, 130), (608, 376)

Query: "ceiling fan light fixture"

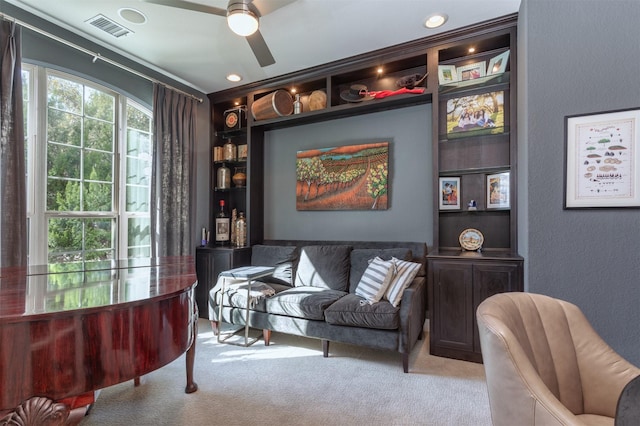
(227, 1), (259, 36)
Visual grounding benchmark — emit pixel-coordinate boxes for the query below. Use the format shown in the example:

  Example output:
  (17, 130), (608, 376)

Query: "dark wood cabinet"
(428, 251), (523, 362)
(194, 246), (251, 318)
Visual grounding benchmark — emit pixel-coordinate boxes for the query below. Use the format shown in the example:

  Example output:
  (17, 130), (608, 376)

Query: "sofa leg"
(322, 340), (329, 358)
(263, 329), (271, 346)
(210, 320), (219, 336)
(402, 353), (409, 373)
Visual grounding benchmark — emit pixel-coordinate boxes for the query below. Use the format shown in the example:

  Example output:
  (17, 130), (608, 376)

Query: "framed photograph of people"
(486, 171), (510, 209)
(565, 108), (640, 208)
(487, 50), (510, 75)
(445, 91), (505, 138)
(456, 61), (486, 82)
(438, 65), (457, 85)
(439, 177), (461, 210)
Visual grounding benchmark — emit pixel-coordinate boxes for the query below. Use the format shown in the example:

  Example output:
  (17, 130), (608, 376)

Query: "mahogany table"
(0, 256), (198, 425)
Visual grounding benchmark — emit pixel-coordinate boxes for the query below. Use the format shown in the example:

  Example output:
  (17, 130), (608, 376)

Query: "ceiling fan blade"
(250, 0), (297, 17)
(141, 0), (226, 17)
(246, 30), (275, 67)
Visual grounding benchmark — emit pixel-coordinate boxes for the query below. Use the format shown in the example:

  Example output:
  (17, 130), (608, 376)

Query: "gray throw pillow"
(294, 245), (352, 291)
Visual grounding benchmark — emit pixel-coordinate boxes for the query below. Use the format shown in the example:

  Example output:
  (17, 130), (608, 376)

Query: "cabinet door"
(472, 261), (522, 350)
(431, 261), (474, 353)
(195, 249), (217, 318)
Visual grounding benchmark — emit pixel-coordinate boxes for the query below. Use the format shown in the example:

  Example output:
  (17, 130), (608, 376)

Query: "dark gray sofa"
(208, 240), (427, 372)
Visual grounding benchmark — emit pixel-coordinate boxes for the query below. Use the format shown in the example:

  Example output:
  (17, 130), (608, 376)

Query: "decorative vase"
(232, 168), (246, 187)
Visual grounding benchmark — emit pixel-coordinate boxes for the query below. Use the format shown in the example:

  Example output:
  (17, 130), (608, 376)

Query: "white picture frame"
(486, 171), (510, 209)
(487, 50), (510, 75)
(439, 177), (461, 210)
(438, 65), (457, 85)
(456, 61), (486, 82)
(565, 108), (640, 208)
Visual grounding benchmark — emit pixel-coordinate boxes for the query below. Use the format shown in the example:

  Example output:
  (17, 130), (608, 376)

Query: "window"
(24, 67), (152, 267)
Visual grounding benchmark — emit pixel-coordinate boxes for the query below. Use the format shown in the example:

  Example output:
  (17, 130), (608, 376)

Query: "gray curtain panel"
(151, 84), (196, 257)
(0, 21), (27, 268)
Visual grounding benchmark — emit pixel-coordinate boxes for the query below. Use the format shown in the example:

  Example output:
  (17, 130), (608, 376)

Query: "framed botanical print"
(565, 108), (640, 208)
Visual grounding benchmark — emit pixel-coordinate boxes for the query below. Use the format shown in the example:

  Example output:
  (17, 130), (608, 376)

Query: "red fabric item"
(368, 87), (425, 99)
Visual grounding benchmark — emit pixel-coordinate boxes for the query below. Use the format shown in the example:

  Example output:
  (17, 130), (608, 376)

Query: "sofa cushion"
(354, 257), (396, 304)
(251, 244), (298, 285)
(325, 294), (399, 330)
(265, 286), (347, 320)
(384, 258), (421, 307)
(294, 245), (352, 291)
(349, 248), (412, 293)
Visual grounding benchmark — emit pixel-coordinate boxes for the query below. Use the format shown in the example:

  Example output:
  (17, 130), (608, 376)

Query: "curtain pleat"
(0, 21), (27, 268)
(151, 84), (196, 257)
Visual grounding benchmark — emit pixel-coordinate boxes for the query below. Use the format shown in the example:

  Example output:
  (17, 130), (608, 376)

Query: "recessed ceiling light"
(118, 8), (147, 25)
(425, 13), (448, 29)
(227, 74), (242, 82)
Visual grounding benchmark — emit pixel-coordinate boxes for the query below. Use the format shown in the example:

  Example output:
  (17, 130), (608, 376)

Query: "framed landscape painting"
(296, 142), (389, 210)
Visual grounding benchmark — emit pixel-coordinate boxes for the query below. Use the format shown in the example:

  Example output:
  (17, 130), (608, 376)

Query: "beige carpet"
(80, 318), (492, 426)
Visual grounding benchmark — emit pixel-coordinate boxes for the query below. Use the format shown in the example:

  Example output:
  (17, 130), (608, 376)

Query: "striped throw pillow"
(384, 257), (421, 307)
(355, 257), (396, 305)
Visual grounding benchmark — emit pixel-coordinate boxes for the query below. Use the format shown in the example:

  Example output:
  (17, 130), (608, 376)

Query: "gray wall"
(3, 1), (211, 255)
(521, 0), (640, 364)
(263, 104), (432, 243)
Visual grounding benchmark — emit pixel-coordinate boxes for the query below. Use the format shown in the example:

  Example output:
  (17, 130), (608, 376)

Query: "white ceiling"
(5, 0), (521, 94)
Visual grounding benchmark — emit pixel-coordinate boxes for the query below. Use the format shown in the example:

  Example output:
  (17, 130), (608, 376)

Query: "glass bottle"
(215, 200), (230, 245)
(217, 163), (230, 189)
(293, 93), (302, 114)
(234, 212), (247, 247)
(223, 139), (237, 161)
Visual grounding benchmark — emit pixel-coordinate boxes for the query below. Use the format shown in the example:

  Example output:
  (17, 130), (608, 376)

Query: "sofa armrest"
(398, 276), (426, 353)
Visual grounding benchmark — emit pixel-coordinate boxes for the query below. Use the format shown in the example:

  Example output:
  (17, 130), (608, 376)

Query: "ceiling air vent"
(86, 14), (133, 38)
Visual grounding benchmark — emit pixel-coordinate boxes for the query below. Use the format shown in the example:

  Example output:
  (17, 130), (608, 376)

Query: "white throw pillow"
(355, 256), (396, 305)
(384, 257), (421, 307)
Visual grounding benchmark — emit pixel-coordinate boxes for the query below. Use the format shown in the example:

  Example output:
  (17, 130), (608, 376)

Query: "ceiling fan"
(142, 0), (296, 67)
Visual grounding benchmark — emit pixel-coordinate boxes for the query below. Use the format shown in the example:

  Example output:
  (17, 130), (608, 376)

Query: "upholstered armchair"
(477, 292), (640, 426)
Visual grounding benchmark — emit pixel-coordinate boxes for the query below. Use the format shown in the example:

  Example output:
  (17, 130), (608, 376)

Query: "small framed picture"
(487, 50), (510, 75)
(456, 61), (486, 81)
(439, 177), (461, 210)
(438, 65), (457, 85)
(486, 171), (510, 209)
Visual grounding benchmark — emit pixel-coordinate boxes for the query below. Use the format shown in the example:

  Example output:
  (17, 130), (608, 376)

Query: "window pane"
(48, 109), (81, 146)
(84, 150), (113, 182)
(84, 218), (113, 251)
(127, 104), (150, 131)
(83, 182), (113, 211)
(128, 217), (150, 247)
(84, 117), (114, 151)
(127, 129), (151, 156)
(48, 217), (83, 258)
(47, 179), (81, 211)
(48, 218), (115, 265)
(128, 246), (150, 258)
(84, 86), (114, 121)
(47, 75), (82, 113)
(127, 157), (150, 186)
(126, 186), (149, 212)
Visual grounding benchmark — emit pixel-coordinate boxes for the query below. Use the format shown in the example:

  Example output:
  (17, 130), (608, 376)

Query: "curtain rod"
(0, 12), (204, 103)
